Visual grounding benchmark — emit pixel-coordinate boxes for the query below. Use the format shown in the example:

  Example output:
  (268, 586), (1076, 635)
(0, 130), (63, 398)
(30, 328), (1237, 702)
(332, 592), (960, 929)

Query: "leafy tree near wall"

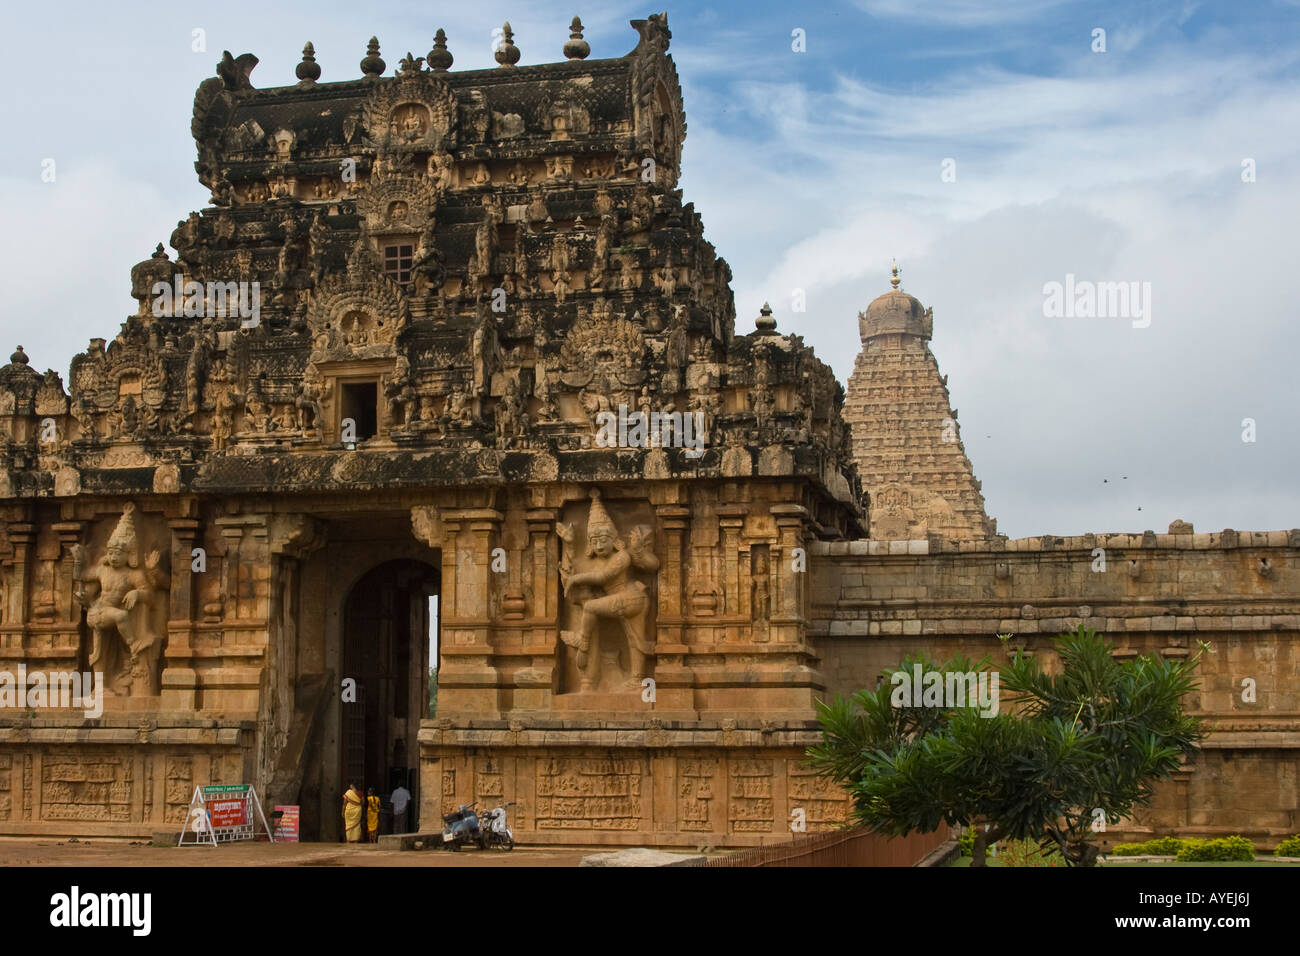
(428, 666), (438, 717)
(807, 626), (1206, 867)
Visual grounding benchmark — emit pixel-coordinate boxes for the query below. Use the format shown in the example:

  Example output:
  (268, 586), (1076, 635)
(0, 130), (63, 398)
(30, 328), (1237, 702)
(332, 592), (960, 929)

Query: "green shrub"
(1273, 835), (1300, 857)
(1111, 836), (1182, 856)
(1175, 836), (1255, 862)
(959, 827), (975, 855)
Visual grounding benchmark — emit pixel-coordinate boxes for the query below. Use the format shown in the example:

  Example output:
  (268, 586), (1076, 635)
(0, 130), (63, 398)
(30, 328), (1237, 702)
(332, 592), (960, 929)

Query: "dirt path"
(0, 838), (595, 867)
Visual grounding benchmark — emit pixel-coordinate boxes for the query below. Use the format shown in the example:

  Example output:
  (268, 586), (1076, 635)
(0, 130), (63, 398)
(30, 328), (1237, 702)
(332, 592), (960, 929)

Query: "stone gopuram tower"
(0, 14), (866, 846)
(844, 265), (995, 541)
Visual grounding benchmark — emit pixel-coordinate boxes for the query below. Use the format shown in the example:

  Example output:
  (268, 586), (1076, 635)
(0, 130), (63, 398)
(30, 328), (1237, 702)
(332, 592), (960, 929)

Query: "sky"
(1, 0), (1296, 538)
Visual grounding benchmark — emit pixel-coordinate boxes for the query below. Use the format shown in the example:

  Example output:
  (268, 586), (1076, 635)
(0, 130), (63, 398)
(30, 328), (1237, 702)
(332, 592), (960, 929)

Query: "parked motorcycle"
(441, 803), (486, 851)
(480, 802), (516, 850)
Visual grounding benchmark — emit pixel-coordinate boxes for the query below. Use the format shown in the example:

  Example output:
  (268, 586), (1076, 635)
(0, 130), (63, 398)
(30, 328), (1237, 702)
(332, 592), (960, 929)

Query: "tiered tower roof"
(844, 265), (995, 540)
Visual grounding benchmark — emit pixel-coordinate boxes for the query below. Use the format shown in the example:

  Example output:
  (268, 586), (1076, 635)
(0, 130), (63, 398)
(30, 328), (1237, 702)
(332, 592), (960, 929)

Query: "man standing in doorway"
(391, 781), (411, 834)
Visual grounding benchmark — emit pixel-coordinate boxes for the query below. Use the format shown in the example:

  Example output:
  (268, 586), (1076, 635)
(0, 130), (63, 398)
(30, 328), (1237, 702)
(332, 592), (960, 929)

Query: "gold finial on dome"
(889, 261), (901, 290)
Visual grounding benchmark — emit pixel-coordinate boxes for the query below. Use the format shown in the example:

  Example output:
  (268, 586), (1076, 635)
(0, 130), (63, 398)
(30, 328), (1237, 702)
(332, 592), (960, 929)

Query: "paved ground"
(0, 837), (600, 867)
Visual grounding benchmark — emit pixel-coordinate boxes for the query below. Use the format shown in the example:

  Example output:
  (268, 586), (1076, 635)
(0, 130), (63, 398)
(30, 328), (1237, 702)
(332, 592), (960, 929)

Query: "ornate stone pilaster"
(52, 521), (83, 626)
(654, 506), (689, 624)
(718, 508), (745, 618)
(524, 508), (559, 622)
(6, 522), (33, 630)
(770, 504), (809, 639)
(168, 518), (200, 624)
(217, 519), (245, 622)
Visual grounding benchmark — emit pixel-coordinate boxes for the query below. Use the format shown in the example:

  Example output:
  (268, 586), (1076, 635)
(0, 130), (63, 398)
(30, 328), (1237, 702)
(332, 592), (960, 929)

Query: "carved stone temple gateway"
(2, 15), (1297, 847)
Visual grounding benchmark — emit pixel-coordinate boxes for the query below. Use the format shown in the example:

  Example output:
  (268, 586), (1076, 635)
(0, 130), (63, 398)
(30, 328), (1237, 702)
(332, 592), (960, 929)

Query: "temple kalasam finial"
(296, 42), (321, 83)
(428, 28), (453, 71)
(361, 36), (386, 78)
(890, 260), (901, 290)
(496, 22), (520, 67)
(565, 16), (591, 60)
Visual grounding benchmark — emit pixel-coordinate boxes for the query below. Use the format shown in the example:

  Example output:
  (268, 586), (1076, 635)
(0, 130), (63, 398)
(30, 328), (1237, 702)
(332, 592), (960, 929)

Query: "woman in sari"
(342, 783), (363, 843)
(366, 787), (382, 843)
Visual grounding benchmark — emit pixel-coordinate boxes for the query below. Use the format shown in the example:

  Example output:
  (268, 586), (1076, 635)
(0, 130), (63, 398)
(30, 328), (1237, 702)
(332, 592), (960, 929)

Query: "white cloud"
(681, 33), (1300, 536)
(852, 0), (1075, 27)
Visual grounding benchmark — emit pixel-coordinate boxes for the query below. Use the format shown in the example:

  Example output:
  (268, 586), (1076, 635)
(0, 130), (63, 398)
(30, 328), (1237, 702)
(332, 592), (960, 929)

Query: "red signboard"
(274, 805), (300, 842)
(208, 797), (248, 829)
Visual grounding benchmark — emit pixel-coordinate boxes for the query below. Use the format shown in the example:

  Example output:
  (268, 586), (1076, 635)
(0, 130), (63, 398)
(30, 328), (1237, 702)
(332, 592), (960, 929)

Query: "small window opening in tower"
(382, 243), (413, 284)
(341, 381), (378, 441)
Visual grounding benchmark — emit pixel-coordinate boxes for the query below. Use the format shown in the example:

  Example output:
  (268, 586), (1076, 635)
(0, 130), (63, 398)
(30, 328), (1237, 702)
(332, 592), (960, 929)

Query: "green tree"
(807, 626), (1205, 867)
(428, 666), (438, 716)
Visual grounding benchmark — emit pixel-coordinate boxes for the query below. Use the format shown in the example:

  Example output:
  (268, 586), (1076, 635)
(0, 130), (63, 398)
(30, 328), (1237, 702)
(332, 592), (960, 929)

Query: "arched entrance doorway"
(340, 559), (438, 837)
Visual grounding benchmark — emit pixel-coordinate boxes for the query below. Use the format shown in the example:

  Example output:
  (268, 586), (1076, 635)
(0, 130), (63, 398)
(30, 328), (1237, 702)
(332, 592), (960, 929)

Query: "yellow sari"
(343, 787), (363, 842)
(367, 795), (381, 835)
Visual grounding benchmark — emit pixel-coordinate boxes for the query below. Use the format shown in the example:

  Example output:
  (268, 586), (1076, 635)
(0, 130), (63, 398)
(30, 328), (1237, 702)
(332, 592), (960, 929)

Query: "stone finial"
(889, 261), (901, 289)
(428, 29), (453, 71)
(564, 16), (591, 59)
(152, 242), (169, 260)
(360, 37), (386, 78)
(10, 345), (29, 365)
(296, 42), (321, 83)
(495, 22), (520, 67)
(755, 301), (777, 334)
(398, 52), (425, 75)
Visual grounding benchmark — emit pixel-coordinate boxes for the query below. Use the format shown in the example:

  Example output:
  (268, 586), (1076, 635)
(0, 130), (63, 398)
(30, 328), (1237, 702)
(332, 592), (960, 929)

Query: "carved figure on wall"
(71, 504), (169, 696)
(589, 214), (616, 292)
(212, 374), (243, 451)
(557, 491), (659, 691)
(445, 384), (472, 425)
(428, 151), (455, 192)
(497, 376), (528, 446)
(411, 221), (444, 295)
(386, 354), (416, 428)
(244, 374), (273, 433)
(471, 307), (500, 399)
(184, 331), (213, 426)
(115, 395), (139, 438)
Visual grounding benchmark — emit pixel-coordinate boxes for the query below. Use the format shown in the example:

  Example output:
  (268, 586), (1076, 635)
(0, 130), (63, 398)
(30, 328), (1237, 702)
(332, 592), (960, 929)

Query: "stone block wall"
(808, 530), (1300, 845)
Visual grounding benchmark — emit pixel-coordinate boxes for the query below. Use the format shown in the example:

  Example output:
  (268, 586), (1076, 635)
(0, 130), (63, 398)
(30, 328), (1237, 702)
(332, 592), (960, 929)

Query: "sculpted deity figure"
(244, 375), (273, 432)
(471, 306), (500, 399)
(212, 376), (242, 450)
(557, 492), (660, 691)
(296, 366), (324, 437)
(428, 151), (455, 192)
(385, 354), (416, 428)
(71, 504), (169, 696)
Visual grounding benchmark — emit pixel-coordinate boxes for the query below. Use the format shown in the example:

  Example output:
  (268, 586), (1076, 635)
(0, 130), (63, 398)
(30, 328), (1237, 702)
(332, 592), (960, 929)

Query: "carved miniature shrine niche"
(556, 490), (659, 693)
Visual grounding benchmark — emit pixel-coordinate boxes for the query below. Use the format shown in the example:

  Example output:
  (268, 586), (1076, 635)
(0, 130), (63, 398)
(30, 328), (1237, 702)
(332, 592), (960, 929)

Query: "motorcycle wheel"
(502, 835), (514, 851)
(477, 834), (489, 851)
(448, 841), (461, 852)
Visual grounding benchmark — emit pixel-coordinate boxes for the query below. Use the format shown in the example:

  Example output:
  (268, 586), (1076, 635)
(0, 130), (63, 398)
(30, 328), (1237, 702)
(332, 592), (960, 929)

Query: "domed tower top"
(858, 262), (932, 343)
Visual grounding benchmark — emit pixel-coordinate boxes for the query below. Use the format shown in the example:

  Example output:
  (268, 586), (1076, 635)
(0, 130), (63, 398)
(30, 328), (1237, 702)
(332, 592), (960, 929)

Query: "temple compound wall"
(812, 529), (1300, 844)
(0, 14), (1295, 848)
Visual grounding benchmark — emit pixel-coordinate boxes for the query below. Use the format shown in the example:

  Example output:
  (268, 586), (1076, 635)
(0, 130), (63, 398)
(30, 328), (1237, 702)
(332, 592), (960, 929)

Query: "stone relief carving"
(71, 504), (170, 696)
(557, 491), (659, 692)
